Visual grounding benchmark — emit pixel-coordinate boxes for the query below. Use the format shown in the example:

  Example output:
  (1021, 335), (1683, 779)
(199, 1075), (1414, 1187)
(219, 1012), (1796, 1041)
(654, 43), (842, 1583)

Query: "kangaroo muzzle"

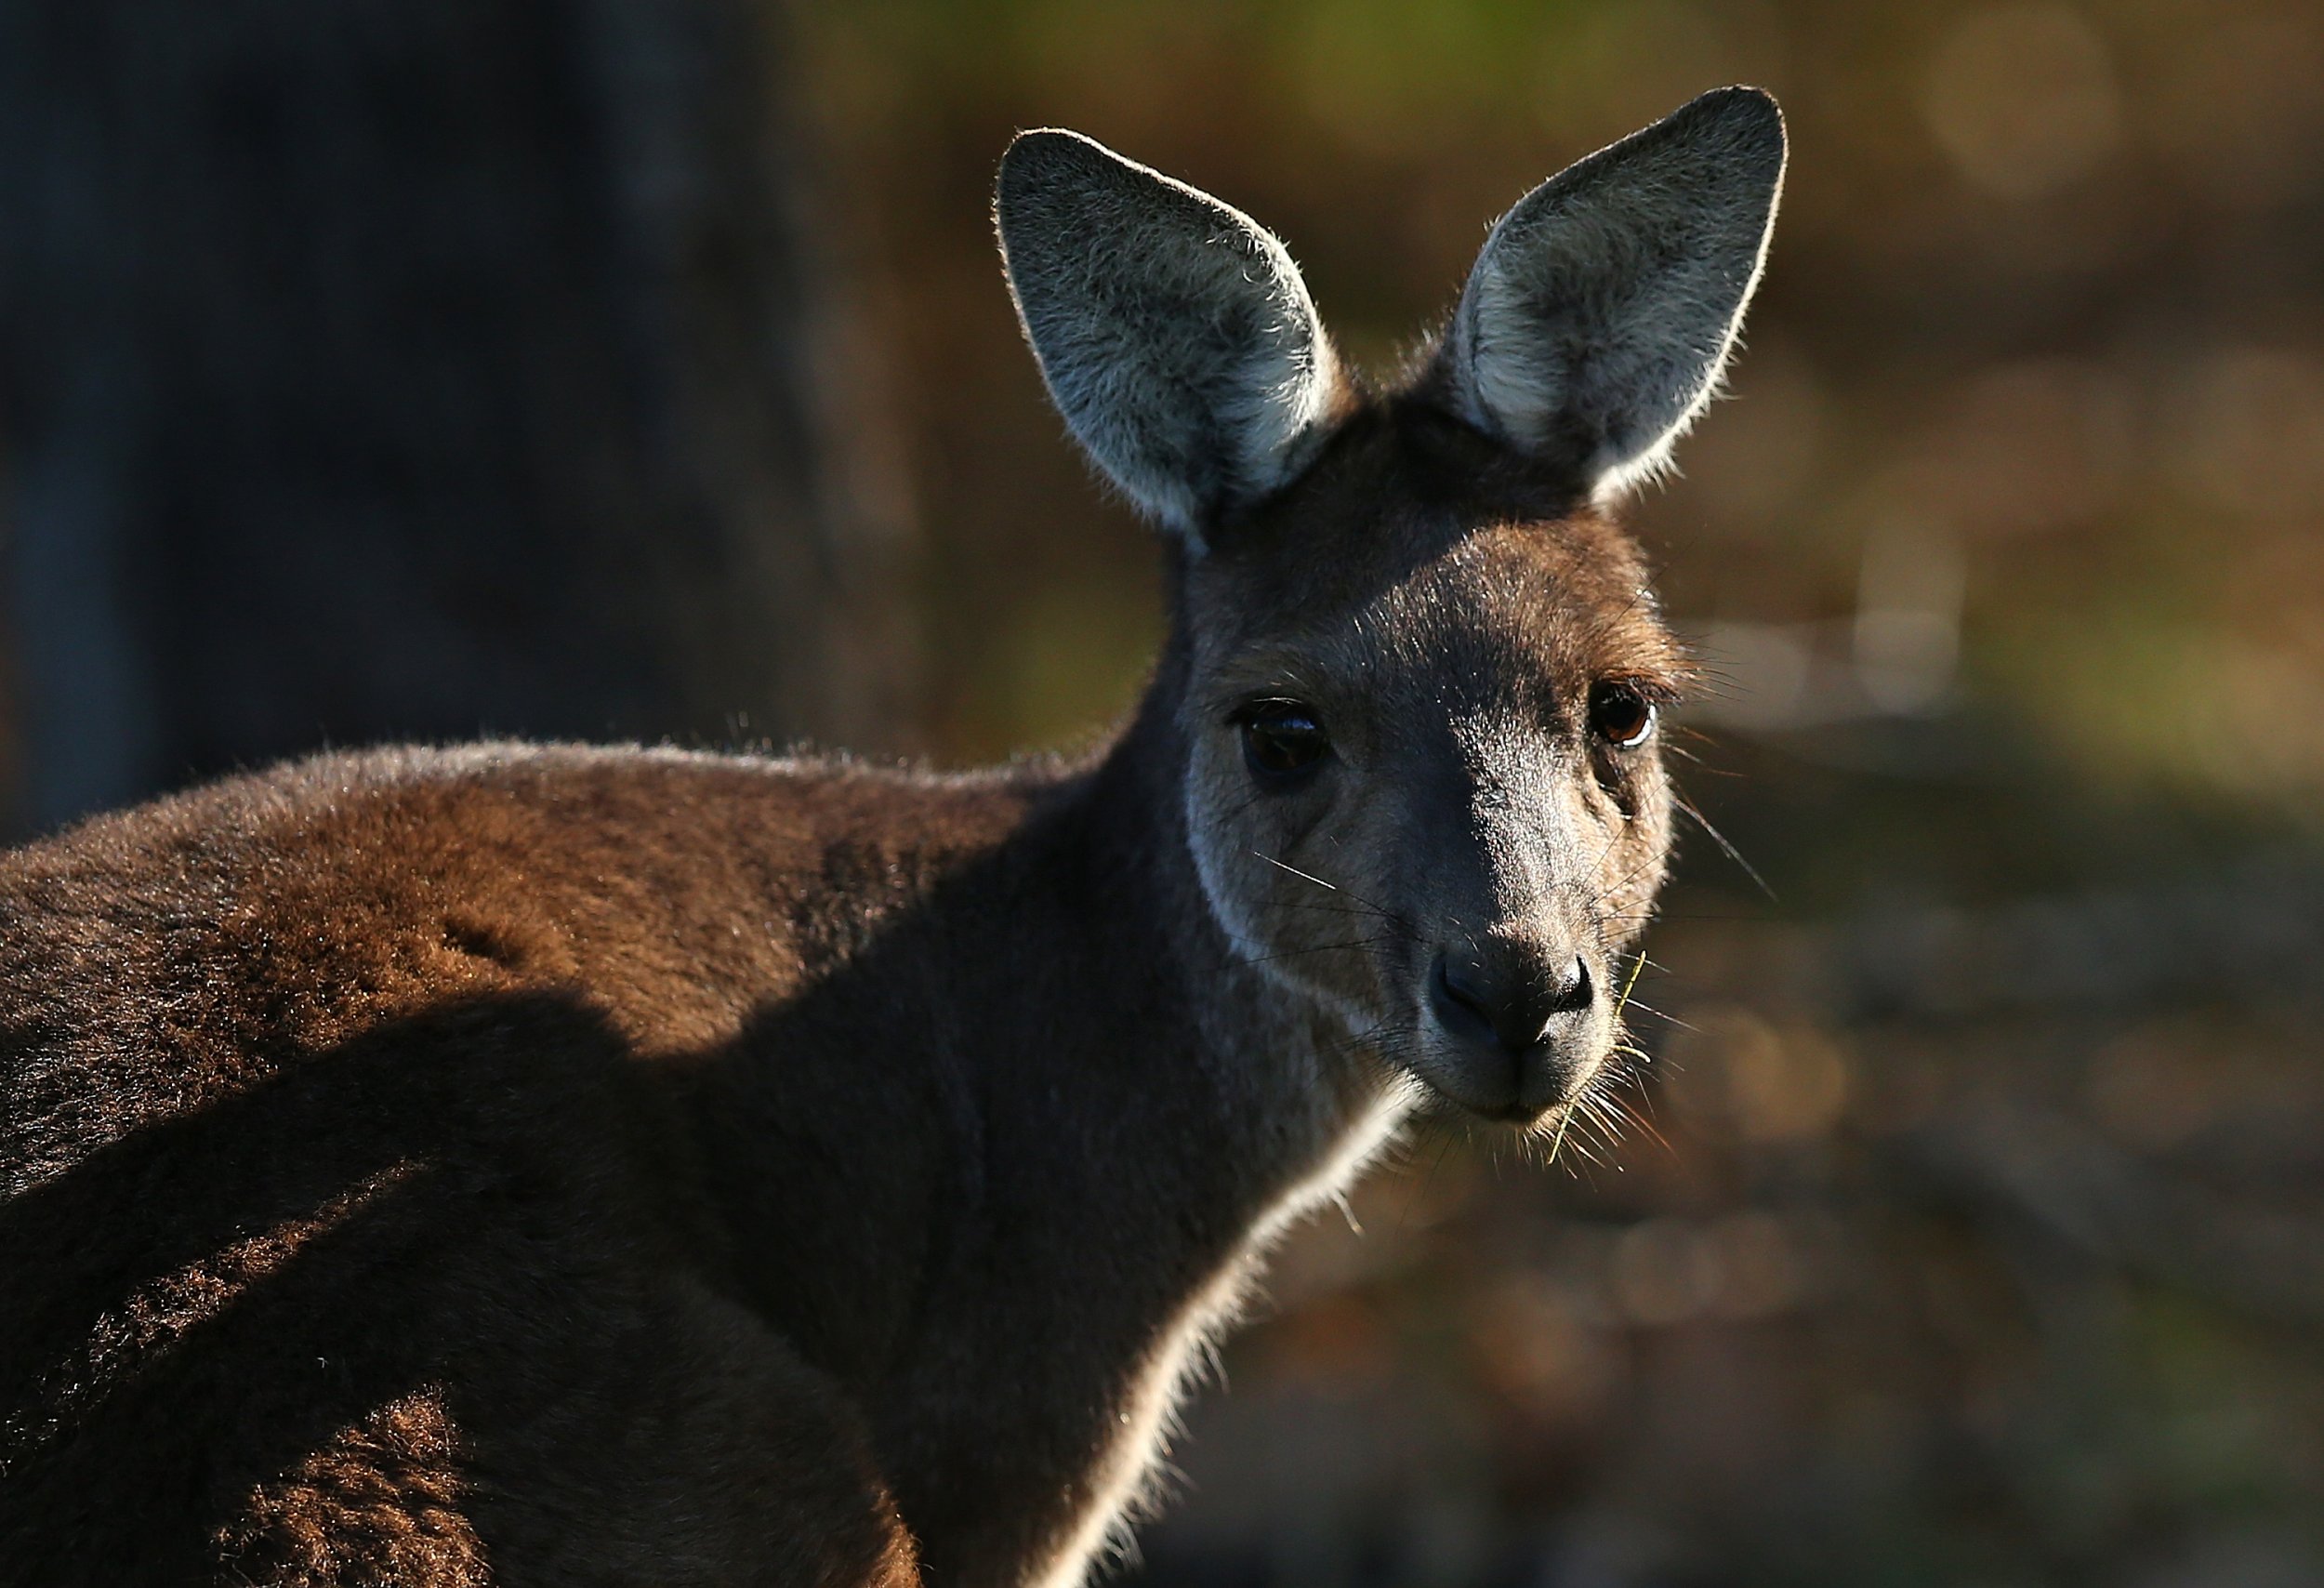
(1417, 920), (1607, 1120)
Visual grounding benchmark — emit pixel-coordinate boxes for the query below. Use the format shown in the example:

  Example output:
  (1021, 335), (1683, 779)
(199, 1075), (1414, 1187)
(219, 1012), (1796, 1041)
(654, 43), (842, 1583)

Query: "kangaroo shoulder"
(0, 743), (1051, 1187)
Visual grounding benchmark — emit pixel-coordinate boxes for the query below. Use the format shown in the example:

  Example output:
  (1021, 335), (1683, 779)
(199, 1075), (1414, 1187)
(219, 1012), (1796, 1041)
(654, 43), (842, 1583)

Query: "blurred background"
(5, 0), (2323, 1581)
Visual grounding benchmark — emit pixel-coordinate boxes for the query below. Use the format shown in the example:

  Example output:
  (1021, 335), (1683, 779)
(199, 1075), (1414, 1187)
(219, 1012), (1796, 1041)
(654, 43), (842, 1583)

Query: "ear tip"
(1002, 126), (1103, 161)
(1678, 86), (1788, 171)
(1694, 83), (1783, 116)
(997, 128), (1123, 200)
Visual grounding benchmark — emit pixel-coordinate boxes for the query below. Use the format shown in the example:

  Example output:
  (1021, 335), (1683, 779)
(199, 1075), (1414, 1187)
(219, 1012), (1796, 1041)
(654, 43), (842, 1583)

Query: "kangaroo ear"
(1432, 86), (1787, 501)
(997, 130), (1342, 547)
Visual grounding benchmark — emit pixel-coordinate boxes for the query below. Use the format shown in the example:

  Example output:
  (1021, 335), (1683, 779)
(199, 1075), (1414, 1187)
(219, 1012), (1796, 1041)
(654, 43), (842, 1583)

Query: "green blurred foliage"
(803, 2), (2324, 1581)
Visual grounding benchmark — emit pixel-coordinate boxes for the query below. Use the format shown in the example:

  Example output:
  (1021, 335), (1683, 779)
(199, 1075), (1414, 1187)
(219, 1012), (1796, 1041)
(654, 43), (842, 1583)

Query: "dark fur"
(0, 96), (1780, 1588)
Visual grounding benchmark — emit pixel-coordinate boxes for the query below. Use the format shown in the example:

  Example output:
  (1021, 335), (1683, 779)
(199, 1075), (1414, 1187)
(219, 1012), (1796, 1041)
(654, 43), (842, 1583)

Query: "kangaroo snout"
(1430, 945), (1592, 1052)
(1422, 933), (1603, 1119)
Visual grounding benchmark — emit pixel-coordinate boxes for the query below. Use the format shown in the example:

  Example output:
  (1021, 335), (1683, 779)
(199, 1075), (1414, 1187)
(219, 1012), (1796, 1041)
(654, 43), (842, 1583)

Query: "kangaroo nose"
(1430, 946), (1592, 1053)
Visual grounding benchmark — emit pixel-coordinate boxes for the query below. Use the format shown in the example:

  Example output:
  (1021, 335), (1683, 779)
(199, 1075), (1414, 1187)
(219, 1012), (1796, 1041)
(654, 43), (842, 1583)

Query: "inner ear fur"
(996, 129), (1343, 547)
(1424, 86), (1787, 501)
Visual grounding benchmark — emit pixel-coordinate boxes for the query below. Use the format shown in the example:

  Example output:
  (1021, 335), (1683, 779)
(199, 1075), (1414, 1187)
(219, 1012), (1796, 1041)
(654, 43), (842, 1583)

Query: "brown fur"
(0, 438), (1666, 1588)
(0, 99), (1780, 1588)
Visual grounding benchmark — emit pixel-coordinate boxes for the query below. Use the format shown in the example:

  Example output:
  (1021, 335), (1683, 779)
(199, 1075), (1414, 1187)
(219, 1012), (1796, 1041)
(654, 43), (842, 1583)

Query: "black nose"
(1430, 947), (1592, 1053)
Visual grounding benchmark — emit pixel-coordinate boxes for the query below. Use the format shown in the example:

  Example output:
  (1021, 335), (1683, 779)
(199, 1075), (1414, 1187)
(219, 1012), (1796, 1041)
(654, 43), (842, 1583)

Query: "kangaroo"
(0, 87), (1784, 1588)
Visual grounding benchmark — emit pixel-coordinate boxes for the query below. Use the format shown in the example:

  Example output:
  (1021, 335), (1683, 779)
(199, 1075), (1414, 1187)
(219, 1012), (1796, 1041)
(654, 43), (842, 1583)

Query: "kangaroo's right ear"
(997, 130), (1342, 549)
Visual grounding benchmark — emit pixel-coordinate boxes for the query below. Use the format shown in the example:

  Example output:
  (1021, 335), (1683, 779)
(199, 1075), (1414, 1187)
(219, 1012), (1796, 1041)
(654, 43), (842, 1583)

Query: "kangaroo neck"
(849, 593), (1402, 1587)
(1001, 607), (1375, 1228)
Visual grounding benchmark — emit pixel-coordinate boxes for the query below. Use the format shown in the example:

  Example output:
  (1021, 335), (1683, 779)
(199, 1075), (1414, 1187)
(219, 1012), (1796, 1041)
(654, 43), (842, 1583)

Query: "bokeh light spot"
(1921, 4), (2124, 199)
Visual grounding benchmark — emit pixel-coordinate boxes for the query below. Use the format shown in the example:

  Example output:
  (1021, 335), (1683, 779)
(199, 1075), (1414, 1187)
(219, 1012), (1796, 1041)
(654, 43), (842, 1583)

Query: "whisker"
(1543, 1098), (1578, 1168)
(1250, 850), (1340, 893)
(1218, 936), (1403, 971)
(1672, 792), (1775, 903)
(1591, 837), (1678, 912)
(1609, 949), (1650, 1023)
(1251, 850), (1418, 939)
(1614, 997), (1697, 1033)
(1610, 1092), (1672, 1155)
(1258, 898), (1419, 934)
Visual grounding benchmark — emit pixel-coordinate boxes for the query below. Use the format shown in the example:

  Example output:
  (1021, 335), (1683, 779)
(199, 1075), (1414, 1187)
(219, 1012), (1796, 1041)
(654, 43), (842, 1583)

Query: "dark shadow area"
(1, 991), (729, 1582)
(1, 789), (1090, 1587)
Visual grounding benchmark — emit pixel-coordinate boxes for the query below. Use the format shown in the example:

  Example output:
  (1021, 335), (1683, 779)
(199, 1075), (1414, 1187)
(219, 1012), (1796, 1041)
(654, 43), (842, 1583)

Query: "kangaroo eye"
(1589, 682), (1657, 748)
(1238, 701), (1330, 784)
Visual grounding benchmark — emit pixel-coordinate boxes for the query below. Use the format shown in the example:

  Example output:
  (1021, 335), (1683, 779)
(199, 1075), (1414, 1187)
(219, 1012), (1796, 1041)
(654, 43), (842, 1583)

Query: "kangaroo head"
(997, 88), (1785, 1125)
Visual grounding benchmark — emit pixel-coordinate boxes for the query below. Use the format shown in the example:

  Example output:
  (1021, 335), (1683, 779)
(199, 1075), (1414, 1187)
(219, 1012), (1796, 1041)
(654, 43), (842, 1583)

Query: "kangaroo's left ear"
(1428, 86), (1787, 501)
(997, 129), (1343, 548)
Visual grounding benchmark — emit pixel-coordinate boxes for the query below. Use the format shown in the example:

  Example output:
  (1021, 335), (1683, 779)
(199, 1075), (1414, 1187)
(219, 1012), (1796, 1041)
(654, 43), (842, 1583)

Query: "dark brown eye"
(1238, 701), (1330, 784)
(1589, 682), (1657, 748)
